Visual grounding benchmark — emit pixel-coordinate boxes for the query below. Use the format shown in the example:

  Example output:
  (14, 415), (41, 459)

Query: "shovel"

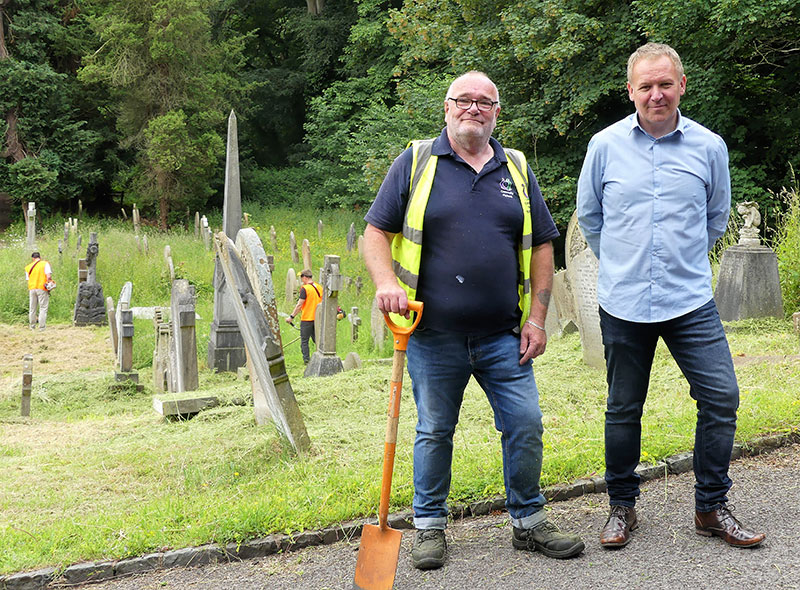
(353, 300), (423, 590)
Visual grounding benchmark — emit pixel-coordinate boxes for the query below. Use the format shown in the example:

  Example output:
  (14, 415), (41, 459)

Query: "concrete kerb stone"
(4, 431), (798, 590)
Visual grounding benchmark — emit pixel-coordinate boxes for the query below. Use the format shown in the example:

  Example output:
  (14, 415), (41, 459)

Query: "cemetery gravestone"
(237, 228), (282, 345)
(357, 234), (364, 259)
(290, 231), (299, 264)
(346, 222), (356, 252)
(63, 221), (69, 246)
(201, 216), (210, 251)
(153, 308), (170, 393)
(285, 268), (298, 304)
(106, 297), (118, 356)
(115, 281), (138, 383)
(304, 254), (344, 377)
(73, 232), (106, 326)
(208, 110), (246, 373)
(318, 219), (323, 239)
(343, 351), (362, 371)
(26, 202), (36, 247)
(302, 239), (312, 272)
(195, 212), (200, 239)
(168, 280), (199, 392)
(714, 202), (783, 321)
(164, 245), (175, 282)
(21, 354), (33, 417)
(349, 306), (361, 343)
(132, 204), (140, 235)
(270, 225), (277, 251)
(214, 232), (311, 452)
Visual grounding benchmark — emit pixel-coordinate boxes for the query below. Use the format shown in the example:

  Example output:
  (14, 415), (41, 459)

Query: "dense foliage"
(1, 0), (798, 232)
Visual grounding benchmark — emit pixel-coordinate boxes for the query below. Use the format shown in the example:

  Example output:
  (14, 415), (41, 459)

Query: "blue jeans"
(599, 300), (739, 512)
(406, 328), (547, 530)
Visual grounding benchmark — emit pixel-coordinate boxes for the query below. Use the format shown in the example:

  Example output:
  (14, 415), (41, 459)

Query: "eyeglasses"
(447, 97), (499, 111)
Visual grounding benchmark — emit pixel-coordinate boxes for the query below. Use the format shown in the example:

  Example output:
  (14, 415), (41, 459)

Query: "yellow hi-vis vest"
(26, 259), (48, 291)
(390, 138), (533, 328)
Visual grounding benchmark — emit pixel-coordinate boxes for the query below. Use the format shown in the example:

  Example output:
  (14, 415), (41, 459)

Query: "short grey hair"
(445, 71), (500, 105)
(627, 43), (684, 82)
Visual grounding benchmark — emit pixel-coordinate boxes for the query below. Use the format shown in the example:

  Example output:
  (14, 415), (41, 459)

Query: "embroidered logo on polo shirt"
(499, 177), (515, 199)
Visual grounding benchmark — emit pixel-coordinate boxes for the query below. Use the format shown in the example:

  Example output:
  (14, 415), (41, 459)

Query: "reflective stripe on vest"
(390, 139), (533, 328)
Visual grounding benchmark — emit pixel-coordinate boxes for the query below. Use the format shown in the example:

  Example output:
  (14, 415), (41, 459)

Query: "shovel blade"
(353, 523), (403, 590)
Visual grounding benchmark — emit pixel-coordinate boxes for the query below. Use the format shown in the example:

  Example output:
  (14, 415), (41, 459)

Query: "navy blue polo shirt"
(365, 128), (559, 335)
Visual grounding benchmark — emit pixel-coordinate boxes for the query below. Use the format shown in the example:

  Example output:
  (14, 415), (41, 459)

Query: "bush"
(241, 166), (321, 209)
(775, 183), (800, 316)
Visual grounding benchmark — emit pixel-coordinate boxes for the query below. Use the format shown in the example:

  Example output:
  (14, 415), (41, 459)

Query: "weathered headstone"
(343, 351), (362, 371)
(304, 254), (344, 377)
(208, 110), (246, 373)
(164, 245), (175, 282)
(152, 308), (170, 394)
(285, 268), (298, 304)
(132, 204), (140, 235)
(714, 202), (783, 321)
(153, 394), (219, 419)
(357, 234), (364, 259)
(73, 232), (106, 326)
(289, 231), (299, 264)
(354, 275), (363, 296)
(142, 234), (149, 255)
(346, 222), (356, 252)
(371, 296), (387, 352)
(194, 212), (200, 239)
(115, 281), (138, 383)
(70, 217), (78, 237)
(214, 232), (311, 452)
(201, 216), (210, 251)
(21, 354), (33, 417)
(106, 297), (118, 356)
(58, 240), (63, 258)
(349, 306), (361, 343)
(26, 202), (36, 247)
(75, 233), (82, 253)
(564, 212), (604, 369)
(77, 258), (88, 283)
(168, 280), (199, 392)
(270, 225), (277, 251)
(121, 208), (128, 220)
(317, 219), (323, 239)
(266, 255), (275, 272)
(236, 228), (282, 346)
(302, 239), (312, 271)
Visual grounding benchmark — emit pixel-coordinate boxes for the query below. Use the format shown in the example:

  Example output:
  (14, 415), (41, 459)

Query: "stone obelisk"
(207, 110), (246, 372)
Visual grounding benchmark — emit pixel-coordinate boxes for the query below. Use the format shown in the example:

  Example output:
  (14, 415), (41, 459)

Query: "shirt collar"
(628, 109), (687, 139)
(432, 127), (506, 162)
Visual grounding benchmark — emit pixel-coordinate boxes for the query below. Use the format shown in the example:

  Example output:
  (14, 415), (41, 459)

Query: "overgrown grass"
(776, 183), (800, 316)
(0, 207), (798, 575)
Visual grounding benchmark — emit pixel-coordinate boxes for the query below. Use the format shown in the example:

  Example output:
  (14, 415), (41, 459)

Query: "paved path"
(80, 444), (800, 590)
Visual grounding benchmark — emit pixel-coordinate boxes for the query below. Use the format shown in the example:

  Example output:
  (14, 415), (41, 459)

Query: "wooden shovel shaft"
(378, 349), (406, 528)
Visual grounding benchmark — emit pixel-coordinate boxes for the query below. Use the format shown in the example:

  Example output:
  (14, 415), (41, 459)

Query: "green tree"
(79, 0), (247, 229)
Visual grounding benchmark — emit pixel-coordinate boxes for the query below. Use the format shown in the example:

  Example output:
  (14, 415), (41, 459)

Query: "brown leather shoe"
(695, 505), (765, 547)
(600, 505), (638, 548)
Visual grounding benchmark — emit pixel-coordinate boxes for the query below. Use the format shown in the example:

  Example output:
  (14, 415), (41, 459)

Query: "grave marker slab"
(290, 231), (299, 264)
(318, 219), (323, 239)
(153, 308), (170, 394)
(349, 306), (361, 342)
(201, 216), (210, 251)
(346, 223), (356, 251)
(304, 254), (344, 377)
(168, 280), (199, 392)
(115, 281), (138, 382)
(153, 394), (219, 419)
(21, 354), (33, 417)
(106, 297), (118, 356)
(164, 245), (175, 282)
(270, 225), (277, 251)
(285, 268), (298, 304)
(302, 239), (312, 272)
(73, 233), (106, 326)
(26, 202), (36, 247)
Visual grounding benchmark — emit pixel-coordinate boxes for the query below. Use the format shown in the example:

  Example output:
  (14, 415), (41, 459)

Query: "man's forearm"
(528, 241), (554, 325)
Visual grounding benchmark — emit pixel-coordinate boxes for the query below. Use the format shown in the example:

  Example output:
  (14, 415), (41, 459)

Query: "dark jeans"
(599, 299), (739, 512)
(300, 320), (315, 363)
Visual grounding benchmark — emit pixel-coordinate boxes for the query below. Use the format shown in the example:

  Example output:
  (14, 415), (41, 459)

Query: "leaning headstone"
(73, 233), (106, 326)
(289, 231), (299, 264)
(349, 306), (361, 343)
(317, 219), (323, 240)
(270, 225), (277, 251)
(164, 245), (175, 282)
(285, 268), (298, 304)
(115, 281), (138, 383)
(346, 222), (356, 252)
(121, 208), (127, 220)
(236, 228), (282, 345)
(714, 202), (783, 321)
(371, 296), (387, 352)
(168, 280), (199, 392)
(564, 212), (604, 369)
(106, 297), (118, 356)
(305, 254), (344, 377)
(152, 308), (171, 394)
(58, 240), (63, 259)
(26, 202), (36, 247)
(207, 110), (246, 373)
(343, 351), (362, 371)
(21, 354), (33, 417)
(214, 232), (311, 452)
(302, 239), (312, 272)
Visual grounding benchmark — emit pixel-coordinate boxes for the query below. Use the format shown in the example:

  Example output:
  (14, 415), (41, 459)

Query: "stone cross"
(302, 239), (312, 271)
(115, 281), (138, 382)
(152, 308), (170, 394)
(346, 222), (356, 252)
(169, 279), (199, 392)
(349, 306), (361, 343)
(270, 225), (277, 251)
(304, 254), (344, 377)
(73, 232), (106, 326)
(289, 231), (299, 264)
(285, 268), (298, 303)
(164, 245), (175, 282)
(21, 354), (33, 417)
(208, 109), (246, 373)
(106, 296), (118, 356)
(194, 211), (200, 239)
(26, 202), (36, 247)
(214, 231), (311, 453)
(201, 216), (210, 251)
(317, 219), (323, 239)
(370, 296), (387, 352)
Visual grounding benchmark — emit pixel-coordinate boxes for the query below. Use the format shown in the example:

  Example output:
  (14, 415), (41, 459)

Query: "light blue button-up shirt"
(576, 111), (731, 323)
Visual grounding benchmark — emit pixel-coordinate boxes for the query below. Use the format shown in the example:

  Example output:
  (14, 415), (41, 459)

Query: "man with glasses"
(363, 71), (584, 570)
(577, 43), (765, 549)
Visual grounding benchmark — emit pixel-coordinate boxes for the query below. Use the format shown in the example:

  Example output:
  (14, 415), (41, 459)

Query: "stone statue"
(737, 201), (761, 246)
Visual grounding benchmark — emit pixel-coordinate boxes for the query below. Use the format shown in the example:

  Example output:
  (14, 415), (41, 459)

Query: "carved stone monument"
(74, 233), (106, 326)
(207, 110), (246, 372)
(564, 212), (604, 369)
(214, 232), (311, 453)
(302, 239), (312, 272)
(168, 280), (199, 392)
(714, 202), (783, 321)
(26, 202), (36, 247)
(21, 354), (33, 417)
(153, 308), (171, 393)
(115, 282), (138, 383)
(305, 255), (344, 377)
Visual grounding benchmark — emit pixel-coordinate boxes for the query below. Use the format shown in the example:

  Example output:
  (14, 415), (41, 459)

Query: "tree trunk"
(306, 0), (324, 15)
(157, 170), (169, 231)
(1, 0), (26, 163)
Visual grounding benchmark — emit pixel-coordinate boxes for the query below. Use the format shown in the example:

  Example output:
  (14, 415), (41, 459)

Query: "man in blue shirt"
(364, 71), (584, 570)
(577, 43), (765, 549)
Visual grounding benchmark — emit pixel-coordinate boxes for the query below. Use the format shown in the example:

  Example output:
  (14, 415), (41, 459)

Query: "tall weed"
(775, 183), (800, 316)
